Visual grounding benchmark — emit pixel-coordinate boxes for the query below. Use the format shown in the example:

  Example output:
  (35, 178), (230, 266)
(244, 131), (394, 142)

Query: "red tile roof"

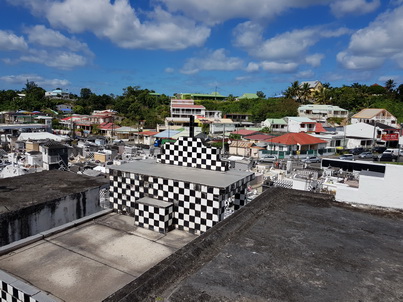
(138, 131), (159, 136)
(314, 123), (327, 133)
(231, 129), (258, 136)
(244, 134), (274, 141)
(99, 122), (120, 130)
(268, 132), (327, 145)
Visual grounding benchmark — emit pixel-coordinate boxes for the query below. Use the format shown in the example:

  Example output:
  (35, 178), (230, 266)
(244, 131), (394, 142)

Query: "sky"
(1, 0), (403, 98)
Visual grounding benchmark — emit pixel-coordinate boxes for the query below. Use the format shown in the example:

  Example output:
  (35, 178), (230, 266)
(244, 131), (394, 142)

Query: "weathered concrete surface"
(0, 170), (108, 213)
(0, 213), (197, 302)
(106, 188), (403, 302)
(0, 170), (109, 246)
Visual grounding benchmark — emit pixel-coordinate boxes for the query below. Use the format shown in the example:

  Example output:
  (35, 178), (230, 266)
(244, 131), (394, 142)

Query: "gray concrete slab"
(0, 170), (108, 214)
(110, 160), (254, 188)
(106, 188), (403, 302)
(0, 241), (135, 302)
(0, 213), (197, 302)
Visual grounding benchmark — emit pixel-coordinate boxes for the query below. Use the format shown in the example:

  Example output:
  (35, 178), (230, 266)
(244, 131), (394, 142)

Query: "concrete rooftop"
(109, 159), (254, 188)
(106, 188), (403, 302)
(0, 170), (109, 214)
(0, 213), (197, 302)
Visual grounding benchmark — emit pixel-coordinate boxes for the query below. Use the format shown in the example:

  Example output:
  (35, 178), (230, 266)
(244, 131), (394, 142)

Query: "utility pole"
(222, 123), (225, 156)
(372, 120), (377, 150)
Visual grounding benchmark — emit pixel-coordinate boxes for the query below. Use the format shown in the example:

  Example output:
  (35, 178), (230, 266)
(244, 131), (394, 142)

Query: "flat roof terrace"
(0, 170), (108, 214)
(0, 213), (197, 302)
(107, 188), (403, 302)
(109, 159), (254, 188)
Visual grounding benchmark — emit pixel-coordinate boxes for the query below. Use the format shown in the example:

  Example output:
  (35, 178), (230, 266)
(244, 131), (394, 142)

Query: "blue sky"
(1, 0), (403, 97)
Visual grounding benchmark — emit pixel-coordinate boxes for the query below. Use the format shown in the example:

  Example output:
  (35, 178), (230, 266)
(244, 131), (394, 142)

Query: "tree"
(385, 79), (396, 93)
(313, 86), (331, 105)
(24, 80), (38, 93)
(256, 91), (266, 99)
(284, 81), (300, 100)
(299, 82), (311, 104)
(226, 94), (236, 102)
(80, 88), (92, 99)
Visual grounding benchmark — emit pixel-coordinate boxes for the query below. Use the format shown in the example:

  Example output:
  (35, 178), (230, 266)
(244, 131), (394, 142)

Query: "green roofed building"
(238, 93), (259, 100)
(177, 92), (226, 101)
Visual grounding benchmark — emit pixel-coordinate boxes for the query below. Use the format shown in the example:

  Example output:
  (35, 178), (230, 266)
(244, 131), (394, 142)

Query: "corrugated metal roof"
(352, 108), (391, 119)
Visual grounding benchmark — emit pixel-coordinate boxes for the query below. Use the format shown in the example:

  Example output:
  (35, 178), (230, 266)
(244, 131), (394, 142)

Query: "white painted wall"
(345, 123), (374, 139)
(336, 164), (403, 210)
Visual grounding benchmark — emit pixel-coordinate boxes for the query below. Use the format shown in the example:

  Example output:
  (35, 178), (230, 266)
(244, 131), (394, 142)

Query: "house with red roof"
(244, 133), (275, 144)
(98, 122), (120, 137)
(266, 132), (327, 153)
(135, 130), (160, 146)
(230, 129), (259, 137)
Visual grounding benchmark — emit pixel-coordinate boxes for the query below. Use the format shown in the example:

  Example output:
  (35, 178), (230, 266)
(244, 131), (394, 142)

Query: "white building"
(351, 108), (398, 128)
(336, 164), (403, 210)
(170, 99), (206, 118)
(345, 122), (400, 149)
(298, 105), (348, 122)
(261, 118), (288, 133)
(45, 88), (69, 99)
(284, 117), (316, 133)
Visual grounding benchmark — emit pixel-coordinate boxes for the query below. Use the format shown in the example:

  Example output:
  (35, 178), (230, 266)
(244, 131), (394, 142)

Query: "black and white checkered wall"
(134, 199), (174, 234)
(109, 168), (254, 234)
(158, 137), (228, 171)
(1, 270), (57, 302)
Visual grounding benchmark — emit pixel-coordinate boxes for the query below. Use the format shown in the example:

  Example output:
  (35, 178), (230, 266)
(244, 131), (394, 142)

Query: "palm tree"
(284, 81), (300, 100)
(299, 82), (311, 104)
(313, 86), (331, 105)
(385, 79), (396, 93)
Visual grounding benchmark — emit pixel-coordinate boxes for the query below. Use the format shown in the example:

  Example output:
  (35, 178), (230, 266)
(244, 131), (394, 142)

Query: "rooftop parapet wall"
(0, 170), (109, 246)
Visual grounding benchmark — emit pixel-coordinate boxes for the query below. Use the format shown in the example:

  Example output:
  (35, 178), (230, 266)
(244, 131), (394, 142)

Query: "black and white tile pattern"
(158, 137), (228, 171)
(134, 198), (174, 234)
(109, 137), (255, 234)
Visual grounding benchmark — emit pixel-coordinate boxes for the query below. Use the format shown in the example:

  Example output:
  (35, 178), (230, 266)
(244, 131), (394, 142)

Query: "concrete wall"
(336, 164), (403, 210)
(0, 187), (106, 246)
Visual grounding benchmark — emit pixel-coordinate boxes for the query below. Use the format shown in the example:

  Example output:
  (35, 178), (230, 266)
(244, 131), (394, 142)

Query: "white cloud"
(23, 0), (210, 50)
(337, 5), (403, 70)
(378, 75), (399, 82)
(233, 21), (263, 48)
(246, 62), (260, 72)
(305, 54), (324, 67)
(0, 30), (28, 51)
(337, 51), (384, 70)
(234, 22), (349, 62)
(330, 0), (380, 17)
(0, 74), (70, 87)
(25, 25), (92, 54)
(20, 49), (88, 69)
(260, 61), (298, 73)
(181, 49), (244, 74)
(165, 67), (175, 73)
(160, 0), (333, 25)
(297, 70), (315, 78)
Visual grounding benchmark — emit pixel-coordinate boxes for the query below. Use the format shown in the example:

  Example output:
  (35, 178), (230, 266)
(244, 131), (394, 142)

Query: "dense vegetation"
(1, 79), (403, 128)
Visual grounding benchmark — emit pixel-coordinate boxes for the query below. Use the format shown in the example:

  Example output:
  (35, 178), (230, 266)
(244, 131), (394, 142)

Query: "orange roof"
(314, 123), (327, 133)
(99, 122), (120, 130)
(269, 132), (327, 146)
(138, 131), (159, 136)
(231, 129), (258, 136)
(244, 134), (274, 141)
